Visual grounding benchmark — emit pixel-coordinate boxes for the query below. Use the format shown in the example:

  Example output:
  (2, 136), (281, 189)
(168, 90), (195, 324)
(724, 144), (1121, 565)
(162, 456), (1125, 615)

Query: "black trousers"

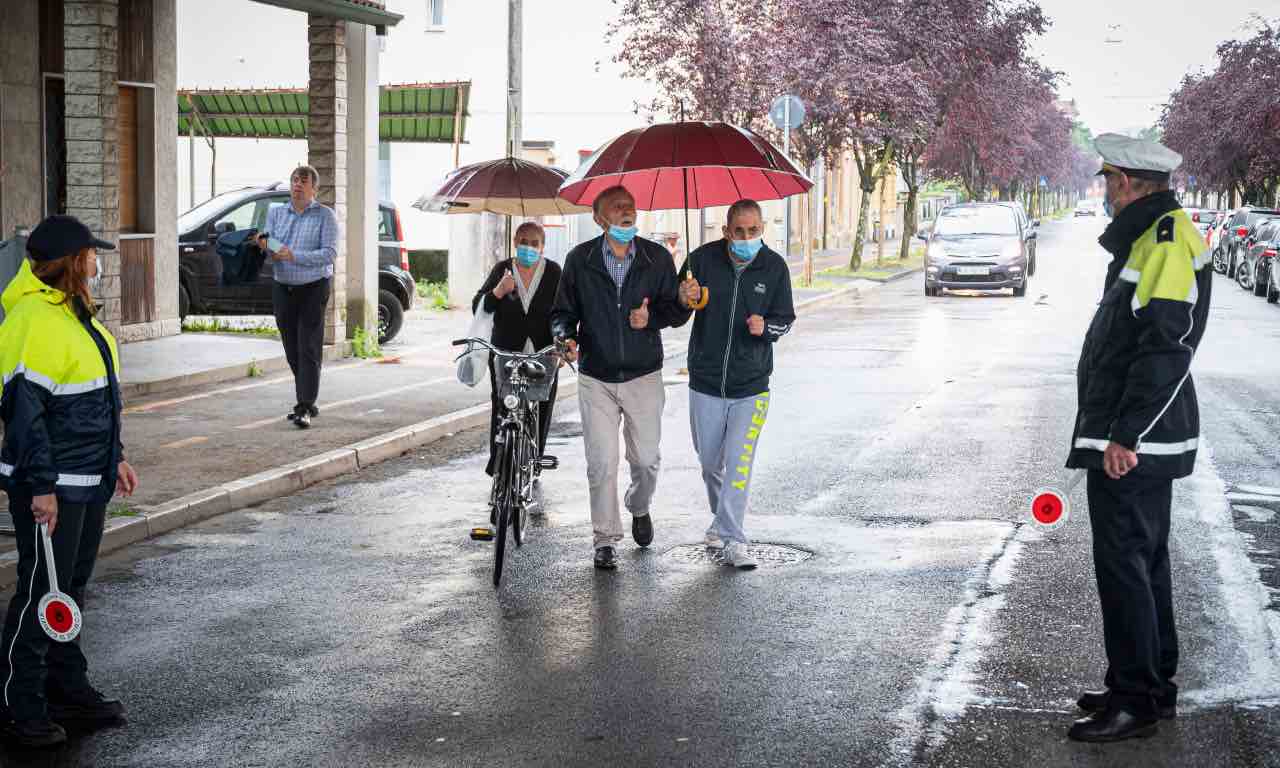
(0, 489), (106, 720)
(486, 354), (558, 476)
(272, 278), (331, 412)
(1086, 469), (1178, 716)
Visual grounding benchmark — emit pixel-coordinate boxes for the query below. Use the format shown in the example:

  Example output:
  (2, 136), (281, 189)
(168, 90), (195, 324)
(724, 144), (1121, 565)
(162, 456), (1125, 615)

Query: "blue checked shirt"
(600, 237), (635, 299)
(266, 199), (339, 285)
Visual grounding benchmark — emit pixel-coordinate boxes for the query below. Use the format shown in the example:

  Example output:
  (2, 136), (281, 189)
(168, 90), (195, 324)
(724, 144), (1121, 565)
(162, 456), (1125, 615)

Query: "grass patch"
(351, 324), (382, 359)
(107, 503), (139, 519)
(247, 359), (263, 378)
(182, 317), (280, 339)
(791, 276), (843, 291)
(821, 248), (925, 280)
(416, 280), (452, 310)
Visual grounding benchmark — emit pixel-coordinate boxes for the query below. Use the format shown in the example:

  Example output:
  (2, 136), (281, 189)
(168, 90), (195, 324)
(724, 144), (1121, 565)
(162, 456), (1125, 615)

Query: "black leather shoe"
(294, 412), (311, 429)
(306, 405), (319, 418)
(632, 514), (654, 548)
(594, 546), (618, 570)
(1068, 708), (1158, 743)
(48, 688), (126, 726)
(1077, 689), (1177, 719)
(2, 718), (66, 747)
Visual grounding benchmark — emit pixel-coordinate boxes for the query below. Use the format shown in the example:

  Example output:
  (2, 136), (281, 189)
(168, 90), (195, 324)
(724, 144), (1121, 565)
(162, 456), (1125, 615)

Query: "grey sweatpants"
(689, 388), (770, 545)
(578, 371), (665, 550)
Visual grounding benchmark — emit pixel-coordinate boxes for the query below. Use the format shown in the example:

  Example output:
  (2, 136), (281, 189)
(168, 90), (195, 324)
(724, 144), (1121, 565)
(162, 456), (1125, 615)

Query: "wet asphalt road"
(4, 217), (1280, 767)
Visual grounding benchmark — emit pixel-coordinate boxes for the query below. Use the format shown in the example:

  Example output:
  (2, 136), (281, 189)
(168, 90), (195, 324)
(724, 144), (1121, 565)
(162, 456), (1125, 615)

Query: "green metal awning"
(177, 82), (470, 144)
(250, 0), (404, 28)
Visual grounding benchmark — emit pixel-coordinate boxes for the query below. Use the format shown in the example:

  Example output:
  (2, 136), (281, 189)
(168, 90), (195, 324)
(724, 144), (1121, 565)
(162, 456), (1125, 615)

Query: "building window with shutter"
(427, 0), (444, 31)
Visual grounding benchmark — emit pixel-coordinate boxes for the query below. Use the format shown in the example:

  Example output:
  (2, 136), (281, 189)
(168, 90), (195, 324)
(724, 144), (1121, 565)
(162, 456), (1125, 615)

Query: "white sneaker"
(722, 541), (758, 570)
(703, 531), (724, 549)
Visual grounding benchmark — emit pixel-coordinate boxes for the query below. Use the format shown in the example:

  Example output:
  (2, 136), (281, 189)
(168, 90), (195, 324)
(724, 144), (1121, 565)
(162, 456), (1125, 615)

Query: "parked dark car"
(177, 184), (414, 343)
(1186, 208), (1219, 237)
(920, 203), (1037, 297)
(1237, 219), (1280, 298)
(1222, 206), (1280, 279)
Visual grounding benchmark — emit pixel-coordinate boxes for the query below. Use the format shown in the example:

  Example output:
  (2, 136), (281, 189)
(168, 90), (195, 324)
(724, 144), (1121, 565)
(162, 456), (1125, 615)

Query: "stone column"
(344, 20), (378, 340)
(64, 0), (121, 330)
(307, 14), (347, 345)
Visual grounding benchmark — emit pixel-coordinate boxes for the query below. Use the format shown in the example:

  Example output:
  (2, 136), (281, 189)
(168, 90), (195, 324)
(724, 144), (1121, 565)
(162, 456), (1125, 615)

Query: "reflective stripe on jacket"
(1068, 191), (1211, 478)
(0, 259), (123, 502)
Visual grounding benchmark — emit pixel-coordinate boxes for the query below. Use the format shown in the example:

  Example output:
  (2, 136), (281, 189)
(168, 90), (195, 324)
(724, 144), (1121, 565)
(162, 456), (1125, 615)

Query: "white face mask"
(87, 255), (102, 294)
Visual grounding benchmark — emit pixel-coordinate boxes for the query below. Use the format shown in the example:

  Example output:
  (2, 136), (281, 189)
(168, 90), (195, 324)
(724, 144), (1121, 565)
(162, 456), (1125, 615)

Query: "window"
(378, 207), (398, 241)
(934, 207), (1020, 237)
(214, 199), (259, 232)
(256, 196), (288, 231)
(427, 0), (444, 30)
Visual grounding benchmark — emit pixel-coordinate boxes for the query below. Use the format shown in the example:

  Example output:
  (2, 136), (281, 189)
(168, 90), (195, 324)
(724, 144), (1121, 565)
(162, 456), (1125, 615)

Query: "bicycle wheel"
(493, 435), (519, 587)
(512, 426), (531, 548)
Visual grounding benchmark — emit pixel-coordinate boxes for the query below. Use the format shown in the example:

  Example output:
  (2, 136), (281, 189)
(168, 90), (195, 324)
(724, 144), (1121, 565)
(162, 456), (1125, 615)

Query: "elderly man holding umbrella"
(551, 185), (691, 570)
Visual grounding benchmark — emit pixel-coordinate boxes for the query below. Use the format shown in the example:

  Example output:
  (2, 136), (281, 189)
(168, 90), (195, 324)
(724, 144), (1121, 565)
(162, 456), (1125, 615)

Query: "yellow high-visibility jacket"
(0, 260), (123, 502)
(1069, 191), (1211, 479)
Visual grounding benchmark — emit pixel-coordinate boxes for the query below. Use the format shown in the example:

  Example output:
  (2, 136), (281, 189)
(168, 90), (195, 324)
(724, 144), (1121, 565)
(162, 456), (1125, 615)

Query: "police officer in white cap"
(1064, 133), (1211, 742)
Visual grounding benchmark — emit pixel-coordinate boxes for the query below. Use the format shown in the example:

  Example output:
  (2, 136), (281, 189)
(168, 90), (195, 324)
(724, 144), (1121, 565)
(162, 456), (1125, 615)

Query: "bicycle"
(451, 338), (568, 587)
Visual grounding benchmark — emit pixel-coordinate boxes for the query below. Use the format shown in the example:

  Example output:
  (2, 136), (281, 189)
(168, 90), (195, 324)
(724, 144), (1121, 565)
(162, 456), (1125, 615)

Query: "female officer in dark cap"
(0, 214), (138, 747)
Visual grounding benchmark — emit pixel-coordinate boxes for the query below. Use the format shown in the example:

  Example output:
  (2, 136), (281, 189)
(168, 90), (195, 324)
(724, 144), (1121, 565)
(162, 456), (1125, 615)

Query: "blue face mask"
(515, 245), (540, 267)
(608, 225), (638, 244)
(1102, 195), (1114, 217)
(729, 237), (764, 262)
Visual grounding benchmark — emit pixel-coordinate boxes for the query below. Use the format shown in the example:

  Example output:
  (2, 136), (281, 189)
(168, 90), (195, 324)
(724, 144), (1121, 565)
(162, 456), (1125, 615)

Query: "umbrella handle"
(690, 287), (709, 310)
(39, 522), (60, 593)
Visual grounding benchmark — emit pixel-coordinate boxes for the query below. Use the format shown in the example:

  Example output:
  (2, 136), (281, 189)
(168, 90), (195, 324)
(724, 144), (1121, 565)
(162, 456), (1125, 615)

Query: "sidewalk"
(0, 267), (915, 587)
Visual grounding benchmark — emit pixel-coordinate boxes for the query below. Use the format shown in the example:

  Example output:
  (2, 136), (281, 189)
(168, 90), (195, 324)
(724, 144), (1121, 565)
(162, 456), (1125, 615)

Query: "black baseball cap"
(26, 215), (115, 262)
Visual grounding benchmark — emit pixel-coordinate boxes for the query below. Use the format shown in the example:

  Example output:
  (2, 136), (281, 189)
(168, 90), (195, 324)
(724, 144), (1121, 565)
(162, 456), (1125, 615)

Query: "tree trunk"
(900, 183), (918, 262)
(801, 188), (813, 286)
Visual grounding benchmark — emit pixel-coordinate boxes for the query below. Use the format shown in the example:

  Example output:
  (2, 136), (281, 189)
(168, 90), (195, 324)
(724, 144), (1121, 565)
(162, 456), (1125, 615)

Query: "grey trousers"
(689, 388), (771, 545)
(578, 371), (664, 549)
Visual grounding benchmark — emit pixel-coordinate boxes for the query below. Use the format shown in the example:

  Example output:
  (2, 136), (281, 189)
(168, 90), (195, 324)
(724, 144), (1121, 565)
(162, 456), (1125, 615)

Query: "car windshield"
(934, 207), (1019, 236)
(178, 189), (254, 235)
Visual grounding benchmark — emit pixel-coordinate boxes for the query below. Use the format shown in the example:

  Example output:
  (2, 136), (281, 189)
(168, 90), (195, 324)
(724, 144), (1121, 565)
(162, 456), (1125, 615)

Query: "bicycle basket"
(494, 352), (558, 402)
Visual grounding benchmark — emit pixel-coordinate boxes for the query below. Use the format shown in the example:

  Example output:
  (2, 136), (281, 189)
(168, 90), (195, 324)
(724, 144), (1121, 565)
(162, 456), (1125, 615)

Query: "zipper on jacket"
(720, 267), (743, 397)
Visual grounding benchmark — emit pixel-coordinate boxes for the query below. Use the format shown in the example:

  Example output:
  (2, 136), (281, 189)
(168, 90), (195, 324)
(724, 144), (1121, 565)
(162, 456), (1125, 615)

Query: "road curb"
(0, 287), (847, 589)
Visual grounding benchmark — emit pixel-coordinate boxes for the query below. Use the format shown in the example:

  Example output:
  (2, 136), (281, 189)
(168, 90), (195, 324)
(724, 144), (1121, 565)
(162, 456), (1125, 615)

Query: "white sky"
(1030, 0), (1277, 136)
(174, 0), (1276, 246)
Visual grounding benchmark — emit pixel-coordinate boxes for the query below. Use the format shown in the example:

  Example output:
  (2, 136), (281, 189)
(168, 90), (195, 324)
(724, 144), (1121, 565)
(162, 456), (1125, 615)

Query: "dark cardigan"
(471, 258), (562, 352)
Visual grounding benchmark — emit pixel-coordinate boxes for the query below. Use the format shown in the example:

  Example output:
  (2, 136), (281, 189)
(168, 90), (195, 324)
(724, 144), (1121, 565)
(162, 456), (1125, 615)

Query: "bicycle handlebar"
(452, 337), (576, 373)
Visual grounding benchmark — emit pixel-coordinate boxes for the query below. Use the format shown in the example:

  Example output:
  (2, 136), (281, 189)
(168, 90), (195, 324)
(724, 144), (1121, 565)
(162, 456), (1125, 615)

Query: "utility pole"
(504, 0), (522, 259)
(506, 0), (522, 160)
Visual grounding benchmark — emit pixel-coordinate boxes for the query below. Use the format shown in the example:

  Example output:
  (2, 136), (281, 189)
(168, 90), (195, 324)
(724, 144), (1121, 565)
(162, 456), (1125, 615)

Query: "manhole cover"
(663, 543), (813, 568)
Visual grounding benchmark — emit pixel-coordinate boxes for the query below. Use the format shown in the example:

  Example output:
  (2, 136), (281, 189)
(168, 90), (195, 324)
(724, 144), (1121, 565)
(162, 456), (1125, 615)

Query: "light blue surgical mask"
(608, 225), (638, 244)
(730, 237), (764, 262)
(515, 245), (540, 267)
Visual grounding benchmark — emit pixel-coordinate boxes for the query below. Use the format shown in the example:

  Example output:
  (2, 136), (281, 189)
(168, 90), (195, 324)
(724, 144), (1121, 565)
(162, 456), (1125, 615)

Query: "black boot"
(1068, 707), (1158, 743)
(47, 687), (126, 727)
(1077, 688), (1177, 719)
(2, 718), (66, 747)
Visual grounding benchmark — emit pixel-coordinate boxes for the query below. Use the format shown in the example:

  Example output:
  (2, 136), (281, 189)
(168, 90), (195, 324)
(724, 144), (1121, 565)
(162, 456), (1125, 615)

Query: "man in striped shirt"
(257, 165), (338, 429)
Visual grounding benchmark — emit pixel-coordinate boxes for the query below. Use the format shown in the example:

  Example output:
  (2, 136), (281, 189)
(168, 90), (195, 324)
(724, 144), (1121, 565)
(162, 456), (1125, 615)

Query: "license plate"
(956, 266), (990, 276)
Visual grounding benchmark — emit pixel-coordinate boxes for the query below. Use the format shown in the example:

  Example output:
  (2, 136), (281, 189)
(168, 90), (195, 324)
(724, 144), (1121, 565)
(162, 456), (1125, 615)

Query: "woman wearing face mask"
(676, 199), (796, 570)
(472, 222), (563, 483)
(0, 215), (138, 747)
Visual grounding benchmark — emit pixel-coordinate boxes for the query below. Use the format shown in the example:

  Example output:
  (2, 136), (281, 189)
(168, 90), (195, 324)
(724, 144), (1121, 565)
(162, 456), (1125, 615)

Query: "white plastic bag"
(456, 304), (494, 387)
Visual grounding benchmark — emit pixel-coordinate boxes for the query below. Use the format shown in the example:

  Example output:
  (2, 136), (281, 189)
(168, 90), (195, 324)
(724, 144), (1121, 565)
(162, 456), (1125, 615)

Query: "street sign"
(1189, 175), (1197, 187)
(36, 523), (81, 642)
(769, 95), (805, 130)
(1039, 176), (1048, 187)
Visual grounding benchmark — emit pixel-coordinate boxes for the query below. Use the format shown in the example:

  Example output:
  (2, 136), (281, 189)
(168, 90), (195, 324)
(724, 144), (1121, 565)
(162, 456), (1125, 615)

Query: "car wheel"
(1254, 265), (1269, 297)
(178, 282), (190, 320)
(1212, 247), (1226, 274)
(1268, 278), (1279, 304)
(377, 288), (404, 344)
(1013, 276), (1028, 297)
(1237, 261), (1252, 291)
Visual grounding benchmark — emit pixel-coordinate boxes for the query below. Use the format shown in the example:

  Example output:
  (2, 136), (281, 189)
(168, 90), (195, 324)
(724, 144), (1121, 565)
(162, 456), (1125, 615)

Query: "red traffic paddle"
(1028, 469), (1086, 531)
(36, 523), (81, 643)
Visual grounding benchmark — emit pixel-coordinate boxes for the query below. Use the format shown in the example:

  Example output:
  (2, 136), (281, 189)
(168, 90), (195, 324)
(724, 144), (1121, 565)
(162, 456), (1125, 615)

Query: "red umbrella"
(414, 157), (589, 217)
(557, 121), (812, 210)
